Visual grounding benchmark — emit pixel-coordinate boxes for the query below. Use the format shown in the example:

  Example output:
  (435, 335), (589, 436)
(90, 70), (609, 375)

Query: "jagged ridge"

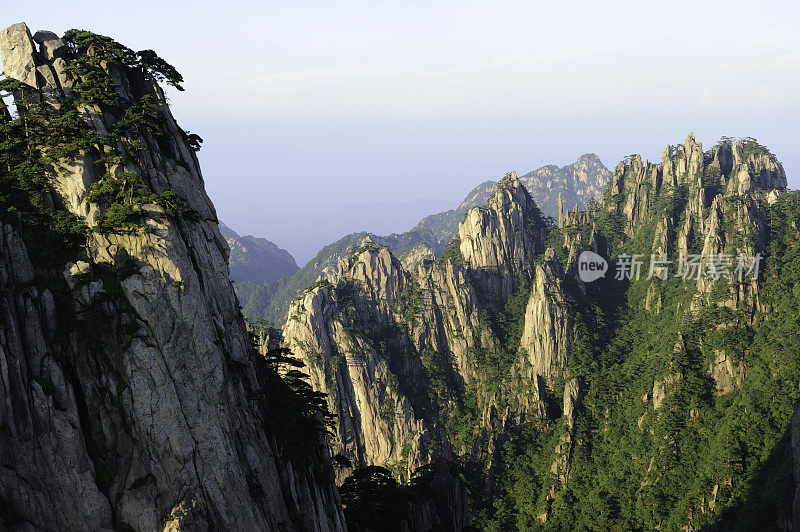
(283, 132), (799, 529)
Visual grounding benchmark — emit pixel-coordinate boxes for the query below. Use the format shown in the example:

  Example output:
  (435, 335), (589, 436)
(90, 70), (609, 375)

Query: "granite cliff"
(238, 155), (611, 327)
(0, 23), (344, 531)
(2, 20), (799, 531)
(282, 133), (800, 529)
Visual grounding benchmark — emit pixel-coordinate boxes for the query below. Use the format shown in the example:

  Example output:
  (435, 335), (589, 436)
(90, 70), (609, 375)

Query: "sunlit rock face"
(285, 130), (794, 529)
(0, 22), (344, 531)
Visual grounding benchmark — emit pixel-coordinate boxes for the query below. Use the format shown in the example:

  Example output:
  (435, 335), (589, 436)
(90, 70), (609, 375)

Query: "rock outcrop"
(459, 172), (546, 300)
(282, 131), (793, 529)
(519, 252), (573, 388)
(241, 155), (611, 328)
(519, 153), (611, 217)
(0, 23), (344, 531)
(282, 169), (571, 525)
(284, 246), (434, 482)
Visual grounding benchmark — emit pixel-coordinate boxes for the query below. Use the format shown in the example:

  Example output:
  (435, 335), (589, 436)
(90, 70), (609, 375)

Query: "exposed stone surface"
(284, 247), (433, 482)
(3, 18), (789, 526)
(241, 156), (610, 328)
(519, 153), (611, 217)
(0, 23), (345, 531)
(282, 171), (563, 524)
(708, 348), (744, 395)
(0, 224), (114, 530)
(547, 378), (583, 488)
(459, 172), (546, 300)
(520, 253), (572, 387)
(0, 22), (39, 87)
(282, 130), (790, 528)
(414, 154), (611, 246)
(40, 36), (67, 60)
(31, 30), (58, 43)
(652, 372), (682, 410)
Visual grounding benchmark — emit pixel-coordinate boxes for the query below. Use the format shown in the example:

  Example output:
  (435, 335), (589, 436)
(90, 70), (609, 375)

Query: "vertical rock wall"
(0, 22), (345, 531)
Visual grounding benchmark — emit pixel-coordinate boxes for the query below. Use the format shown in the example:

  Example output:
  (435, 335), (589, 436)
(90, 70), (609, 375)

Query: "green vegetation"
(259, 345), (336, 455)
(394, 278), (422, 327)
(472, 277), (532, 393)
(340, 462), (463, 531)
(63, 29), (184, 91)
(0, 29), (196, 265)
(340, 466), (415, 530)
(474, 188), (800, 530)
(305, 141), (792, 530)
(436, 236), (464, 268)
(235, 232), (373, 326)
(0, 79), (88, 264)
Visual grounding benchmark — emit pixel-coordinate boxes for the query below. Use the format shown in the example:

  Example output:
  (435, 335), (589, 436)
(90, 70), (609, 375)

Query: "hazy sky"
(5, 1), (800, 263)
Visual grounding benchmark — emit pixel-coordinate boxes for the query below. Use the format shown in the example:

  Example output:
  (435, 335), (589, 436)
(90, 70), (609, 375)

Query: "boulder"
(32, 29), (59, 43)
(32, 28), (67, 60)
(41, 38), (67, 60)
(0, 22), (38, 87)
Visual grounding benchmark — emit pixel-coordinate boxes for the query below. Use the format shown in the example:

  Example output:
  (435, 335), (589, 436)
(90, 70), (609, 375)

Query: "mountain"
(219, 222), (298, 282)
(235, 229), (443, 326)
(280, 133), (800, 529)
(0, 24), (343, 530)
(412, 180), (498, 243)
(412, 154), (611, 244)
(4, 21), (800, 531)
(236, 155), (611, 326)
(242, 198), (456, 266)
(518, 152), (611, 219)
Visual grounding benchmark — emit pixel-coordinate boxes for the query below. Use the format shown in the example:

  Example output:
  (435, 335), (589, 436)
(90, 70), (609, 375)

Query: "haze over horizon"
(5, 0), (799, 263)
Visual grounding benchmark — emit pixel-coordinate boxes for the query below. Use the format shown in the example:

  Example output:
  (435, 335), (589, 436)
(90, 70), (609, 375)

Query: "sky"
(4, 0), (800, 264)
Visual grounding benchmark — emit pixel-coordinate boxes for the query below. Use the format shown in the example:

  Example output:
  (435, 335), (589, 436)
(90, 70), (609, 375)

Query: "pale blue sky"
(4, 1), (800, 263)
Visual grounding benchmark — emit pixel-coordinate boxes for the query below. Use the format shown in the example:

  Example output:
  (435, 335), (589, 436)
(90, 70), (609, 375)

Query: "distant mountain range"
(219, 223), (299, 283)
(227, 153), (611, 325)
(411, 153), (611, 243)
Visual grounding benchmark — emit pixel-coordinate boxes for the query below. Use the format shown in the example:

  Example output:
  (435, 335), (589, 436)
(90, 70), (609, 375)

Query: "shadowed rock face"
(0, 22), (344, 531)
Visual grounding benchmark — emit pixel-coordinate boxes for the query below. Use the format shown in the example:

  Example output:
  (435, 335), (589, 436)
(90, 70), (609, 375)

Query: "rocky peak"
(459, 172), (546, 300)
(0, 23), (39, 87)
(606, 133), (786, 241)
(0, 23), (344, 531)
(726, 139), (787, 194)
(276, 130), (799, 530)
(282, 246), (434, 484)
(518, 154), (611, 219)
(519, 250), (573, 388)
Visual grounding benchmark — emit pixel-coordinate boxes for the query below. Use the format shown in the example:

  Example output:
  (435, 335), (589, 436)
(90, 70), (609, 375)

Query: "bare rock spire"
(0, 22), (38, 87)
